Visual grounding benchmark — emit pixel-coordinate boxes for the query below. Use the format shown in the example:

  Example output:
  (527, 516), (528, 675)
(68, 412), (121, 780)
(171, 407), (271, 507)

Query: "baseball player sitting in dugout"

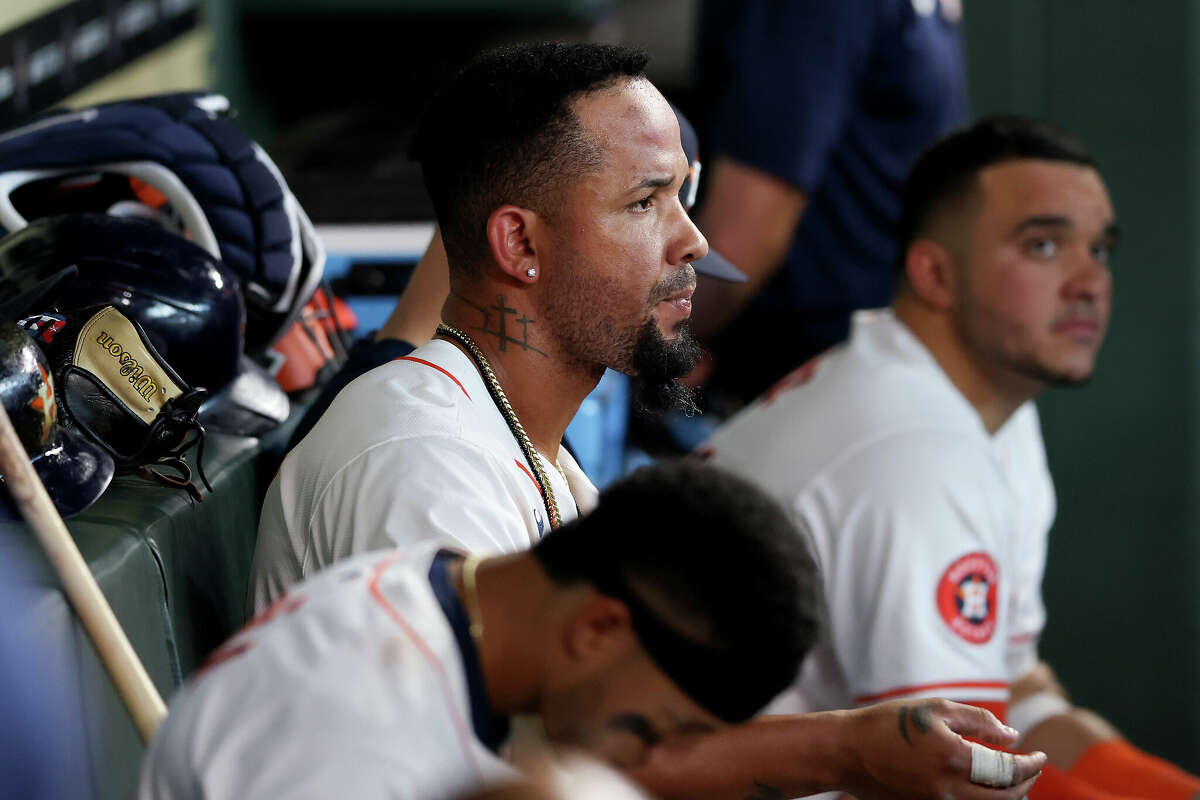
(142, 461), (818, 799)
(705, 115), (1200, 799)
(249, 41), (1046, 800)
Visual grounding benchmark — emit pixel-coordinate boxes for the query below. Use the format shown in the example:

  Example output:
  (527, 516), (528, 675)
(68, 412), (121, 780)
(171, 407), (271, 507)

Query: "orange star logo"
(28, 364), (57, 443)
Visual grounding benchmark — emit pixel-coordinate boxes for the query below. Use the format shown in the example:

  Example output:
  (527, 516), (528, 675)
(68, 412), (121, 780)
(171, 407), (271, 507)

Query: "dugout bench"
(0, 411), (302, 800)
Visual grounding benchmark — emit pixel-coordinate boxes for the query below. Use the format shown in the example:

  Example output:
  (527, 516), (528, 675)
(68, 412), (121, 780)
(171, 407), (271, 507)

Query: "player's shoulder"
(336, 338), (484, 431)
(239, 546), (448, 676)
(705, 311), (983, 490)
(816, 425), (1003, 505)
(294, 545), (444, 625)
(178, 547), (469, 793)
(290, 339), (503, 468)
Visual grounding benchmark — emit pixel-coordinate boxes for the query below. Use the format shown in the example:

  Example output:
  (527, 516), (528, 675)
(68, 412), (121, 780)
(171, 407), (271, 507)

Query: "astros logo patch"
(936, 552), (998, 644)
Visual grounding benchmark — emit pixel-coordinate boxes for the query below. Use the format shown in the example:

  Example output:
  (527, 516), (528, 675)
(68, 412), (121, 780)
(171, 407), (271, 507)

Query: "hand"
(841, 699), (1047, 800)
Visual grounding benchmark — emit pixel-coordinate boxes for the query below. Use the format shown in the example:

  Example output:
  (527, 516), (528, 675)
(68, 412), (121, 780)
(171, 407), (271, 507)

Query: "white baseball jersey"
(140, 546), (519, 800)
(705, 310), (1055, 722)
(251, 338), (598, 613)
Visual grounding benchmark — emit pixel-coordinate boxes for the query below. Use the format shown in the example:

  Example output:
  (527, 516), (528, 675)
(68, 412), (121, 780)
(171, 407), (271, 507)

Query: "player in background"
(251, 42), (1045, 800)
(689, 0), (969, 402)
(143, 461), (821, 799)
(704, 115), (1200, 799)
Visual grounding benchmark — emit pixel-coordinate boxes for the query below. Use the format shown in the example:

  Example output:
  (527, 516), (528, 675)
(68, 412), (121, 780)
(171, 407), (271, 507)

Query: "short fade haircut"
(532, 459), (820, 723)
(409, 42), (650, 276)
(896, 114), (1099, 272)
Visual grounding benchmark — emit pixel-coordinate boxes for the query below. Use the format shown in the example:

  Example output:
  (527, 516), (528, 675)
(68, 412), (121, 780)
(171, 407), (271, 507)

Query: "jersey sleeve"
(700, 0), (876, 189)
(998, 403), (1056, 682)
(305, 435), (535, 570)
(798, 432), (1015, 715)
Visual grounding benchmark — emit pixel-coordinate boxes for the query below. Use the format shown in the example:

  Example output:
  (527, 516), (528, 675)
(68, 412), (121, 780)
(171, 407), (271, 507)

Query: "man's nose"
(671, 198), (709, 266)
(1066, 247), (1112, 299)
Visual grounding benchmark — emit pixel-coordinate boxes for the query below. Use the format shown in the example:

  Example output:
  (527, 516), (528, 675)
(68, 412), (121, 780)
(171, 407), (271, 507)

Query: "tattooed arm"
(629, 699), (1046, 800)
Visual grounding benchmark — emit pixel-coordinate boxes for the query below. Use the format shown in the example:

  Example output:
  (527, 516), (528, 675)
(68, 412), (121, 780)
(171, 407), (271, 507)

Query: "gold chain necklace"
(436, 322), (562, 530)
(461, 555), (485, 642)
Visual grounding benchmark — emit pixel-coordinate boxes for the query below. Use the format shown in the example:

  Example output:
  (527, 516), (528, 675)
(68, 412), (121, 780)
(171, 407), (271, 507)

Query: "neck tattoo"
(436, 322), (562, 529)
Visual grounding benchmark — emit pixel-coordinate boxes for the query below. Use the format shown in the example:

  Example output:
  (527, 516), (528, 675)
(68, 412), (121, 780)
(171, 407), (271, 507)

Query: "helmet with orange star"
(0, 319), (113, 521)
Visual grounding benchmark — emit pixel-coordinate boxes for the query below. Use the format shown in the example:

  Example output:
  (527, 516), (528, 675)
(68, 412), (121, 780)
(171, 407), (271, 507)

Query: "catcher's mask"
(0, 319), (113, 521)
(23, 305), (211, 496)
(0, 214), (289, 435)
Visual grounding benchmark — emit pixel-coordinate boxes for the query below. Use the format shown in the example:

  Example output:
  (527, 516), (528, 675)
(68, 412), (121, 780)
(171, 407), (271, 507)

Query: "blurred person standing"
(691, 0), (968, 404)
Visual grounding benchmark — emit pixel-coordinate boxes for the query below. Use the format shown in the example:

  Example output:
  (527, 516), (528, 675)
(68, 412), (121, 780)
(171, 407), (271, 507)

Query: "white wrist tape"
(970, 741), (1016, 787)
(1007, 690), (1071, 739)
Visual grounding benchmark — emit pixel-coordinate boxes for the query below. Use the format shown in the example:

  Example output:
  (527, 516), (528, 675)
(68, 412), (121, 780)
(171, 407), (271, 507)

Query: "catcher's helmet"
(25, 305), (210, 491)
(0, 214), (288, 435)
(0, 319), (113, 521)
(0, 92), (325, 351)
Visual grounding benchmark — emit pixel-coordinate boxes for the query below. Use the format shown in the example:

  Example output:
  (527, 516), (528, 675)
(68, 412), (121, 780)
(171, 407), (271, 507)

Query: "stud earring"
(525, 268), (537, 278)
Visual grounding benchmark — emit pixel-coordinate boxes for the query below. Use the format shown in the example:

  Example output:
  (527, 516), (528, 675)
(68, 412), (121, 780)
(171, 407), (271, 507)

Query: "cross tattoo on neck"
(468, 294), (547, 355)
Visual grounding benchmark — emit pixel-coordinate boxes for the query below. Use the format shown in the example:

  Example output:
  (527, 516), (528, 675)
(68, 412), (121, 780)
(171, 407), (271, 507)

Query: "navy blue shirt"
(700, 0), (969, 314)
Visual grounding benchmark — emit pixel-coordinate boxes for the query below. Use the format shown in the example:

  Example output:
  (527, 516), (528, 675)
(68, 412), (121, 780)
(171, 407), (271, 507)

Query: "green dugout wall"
(966, 1), (1200, 770)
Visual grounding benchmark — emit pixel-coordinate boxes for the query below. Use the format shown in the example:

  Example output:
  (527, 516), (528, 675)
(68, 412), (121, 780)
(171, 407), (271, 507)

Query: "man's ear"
(903, 239), (957, 310)
(486, 205), (542, 285)
(561, 595), (634, 667)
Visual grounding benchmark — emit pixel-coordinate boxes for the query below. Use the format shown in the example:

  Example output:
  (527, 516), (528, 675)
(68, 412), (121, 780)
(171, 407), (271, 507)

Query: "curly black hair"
(409, 42), (649, 276)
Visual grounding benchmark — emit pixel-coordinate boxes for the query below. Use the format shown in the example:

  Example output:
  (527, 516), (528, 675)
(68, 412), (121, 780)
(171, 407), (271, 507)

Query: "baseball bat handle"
(0, 403), (166, 743)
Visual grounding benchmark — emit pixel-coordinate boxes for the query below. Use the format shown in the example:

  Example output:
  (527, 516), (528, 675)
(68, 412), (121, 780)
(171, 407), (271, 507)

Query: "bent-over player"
(705, 115), (1200, 799)
(142, 461), (819, 798)
(250, 42), (1045, 800)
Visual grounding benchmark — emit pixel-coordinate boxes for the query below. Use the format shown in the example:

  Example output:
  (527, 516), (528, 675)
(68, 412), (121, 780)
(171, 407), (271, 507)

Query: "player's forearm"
(1009, 663), (1119, 770)
(377, 227), (450, 346)
(630, 699), (1043, 800)
(691, 158), (807, 343)
(628, 712), (849, 799)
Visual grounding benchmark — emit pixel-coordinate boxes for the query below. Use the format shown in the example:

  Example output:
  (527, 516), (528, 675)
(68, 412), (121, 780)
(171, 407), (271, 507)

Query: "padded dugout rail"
(0, 407), (303, 799)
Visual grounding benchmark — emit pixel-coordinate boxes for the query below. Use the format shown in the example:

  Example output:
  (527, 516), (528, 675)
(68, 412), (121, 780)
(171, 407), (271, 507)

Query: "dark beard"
(1024, 364), (1094, 389)
(631, 317), (702, 417)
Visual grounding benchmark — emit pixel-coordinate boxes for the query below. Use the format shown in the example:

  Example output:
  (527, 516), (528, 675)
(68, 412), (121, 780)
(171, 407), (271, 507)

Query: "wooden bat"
(0, 402), (166, 743)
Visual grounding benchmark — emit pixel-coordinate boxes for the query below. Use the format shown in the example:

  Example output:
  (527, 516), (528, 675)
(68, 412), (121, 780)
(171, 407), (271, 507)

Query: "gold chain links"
(436, 323), (562, 530)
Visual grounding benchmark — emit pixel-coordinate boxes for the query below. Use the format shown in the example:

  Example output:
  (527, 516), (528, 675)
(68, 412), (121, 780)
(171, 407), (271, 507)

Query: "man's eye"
(1027, 239), (1058, 258)
(1091, 242), (1114, 264)
(631, 195), (654, 212)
